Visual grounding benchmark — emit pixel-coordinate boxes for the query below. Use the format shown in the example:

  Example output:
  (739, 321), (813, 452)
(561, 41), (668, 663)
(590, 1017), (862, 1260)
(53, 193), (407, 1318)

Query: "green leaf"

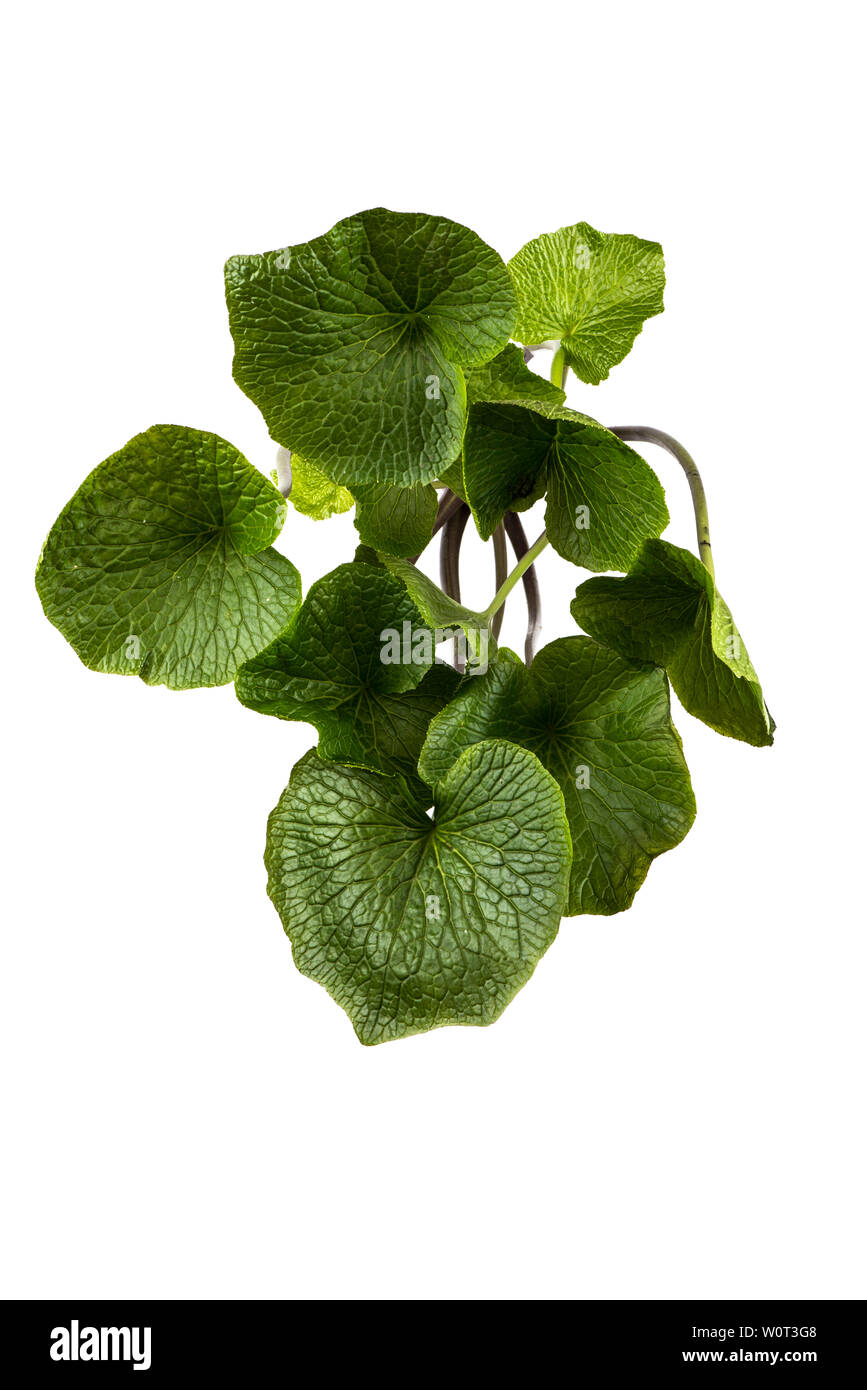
(36, 425), (301, 689)
(465, 343), (567, 408)
(265, 740), (572, 1044)
(435, 345), (567, 505)
(225, 207), (516, 489)
(571, 540), (775, 746)
(354, 482), (437, 557)
(236, 561), (459, 794)
(283, 449), (353, 520)
(464, 401), (668, 569)
(436, 459), (467, 501)
(419, 641), (695, 916)
(508, 221), (665, 384)
(353, 543), (384, 567)
(380, 555), (492, 668)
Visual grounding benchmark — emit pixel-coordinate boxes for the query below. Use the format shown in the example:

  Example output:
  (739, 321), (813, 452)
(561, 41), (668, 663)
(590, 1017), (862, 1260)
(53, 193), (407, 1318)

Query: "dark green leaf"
(435, 345), (568, 506)
(465, 342), (567, 408)
(235, 561), (459, 793)
(437, 459), (467, 501)
(380, 555), (492, 669)
(571, 539), (774, 746)
(353, 543), (384, 567)
(464, 401), (668, 569)
(419, 640), (695, 915)
(266, 740), (572, 1044)
(225, 208), (516, 489)
(354, 482), (438, 557)
(36, 425), (301, 689)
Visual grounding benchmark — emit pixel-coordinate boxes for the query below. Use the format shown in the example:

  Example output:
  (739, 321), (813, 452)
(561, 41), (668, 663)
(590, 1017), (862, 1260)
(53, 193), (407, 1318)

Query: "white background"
(2, 1), (864, 1300)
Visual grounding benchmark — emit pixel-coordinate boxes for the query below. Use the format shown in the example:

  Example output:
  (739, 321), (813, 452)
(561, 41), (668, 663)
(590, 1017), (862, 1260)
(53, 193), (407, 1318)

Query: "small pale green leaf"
(225, 208), (516, 489)
(36, 425), (301, 689)
(464, 401), (668, 568)
(354, 482), (438, 557)
(509, 221), (665, 383)
(571, 539), (775, 746)
(419, 640), (695, 915)
(285, 450), (353, 520)
(236, 562), (459, 794)
(266, 740), (572, 1044)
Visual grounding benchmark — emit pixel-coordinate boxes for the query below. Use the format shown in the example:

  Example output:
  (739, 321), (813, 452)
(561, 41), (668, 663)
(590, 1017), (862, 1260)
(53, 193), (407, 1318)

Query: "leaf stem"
(408, 487), (464, 564)
(439, 503), (470, 669)
(550, 346), (569, 391)
(439, 504), (469, 602)
(607, 426), (715, 581)
(483, 530), (549, 623)
(503, 511), (542, 664)
(491, 525), (508, 640)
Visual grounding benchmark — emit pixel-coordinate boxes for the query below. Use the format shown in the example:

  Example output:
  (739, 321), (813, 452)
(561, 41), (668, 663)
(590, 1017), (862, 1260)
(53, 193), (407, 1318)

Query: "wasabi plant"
(36, 209), (774, 1045)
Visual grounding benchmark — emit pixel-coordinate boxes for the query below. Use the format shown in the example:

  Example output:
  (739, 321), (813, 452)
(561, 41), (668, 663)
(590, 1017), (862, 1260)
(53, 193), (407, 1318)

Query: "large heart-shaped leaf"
(508, 221), (664, 383)
(236, 562), (459, 795)
(266, 741), (572, 1044)
(36, 425), (301, 689)
(225, 208), (516, 489)
(419, 640), (695, 915)
(572, 539), (775, 746)
(464, 401), (668, 571)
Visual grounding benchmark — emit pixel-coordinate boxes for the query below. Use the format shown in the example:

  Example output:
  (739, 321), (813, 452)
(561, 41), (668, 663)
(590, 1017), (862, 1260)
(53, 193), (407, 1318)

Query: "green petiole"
(483, 530), (549, 622)
(607, 425), (715, 581)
